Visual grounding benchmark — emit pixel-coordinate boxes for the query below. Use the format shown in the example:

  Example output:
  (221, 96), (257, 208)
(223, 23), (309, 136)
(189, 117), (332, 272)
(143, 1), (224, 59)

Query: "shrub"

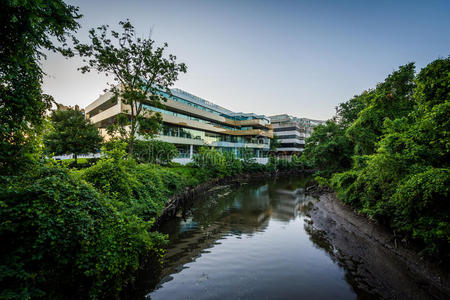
(192, 147), (227, 177)
(390, 168), (449, 259)
(239, 149), (266, 173)
(314, 175), (329, 187)
(0, 164), (165, 299)
(264, 154), (312, 173)
(223, 151), (243, 176)
(59, 157), (99, 169)
(133, 140), (178, 164)
(330, 170), (362, 207)
(80, 144), (203, 221)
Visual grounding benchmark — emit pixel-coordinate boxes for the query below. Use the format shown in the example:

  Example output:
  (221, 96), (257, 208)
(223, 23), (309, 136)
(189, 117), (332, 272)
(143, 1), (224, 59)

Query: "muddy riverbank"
(309, 192), (450, 299)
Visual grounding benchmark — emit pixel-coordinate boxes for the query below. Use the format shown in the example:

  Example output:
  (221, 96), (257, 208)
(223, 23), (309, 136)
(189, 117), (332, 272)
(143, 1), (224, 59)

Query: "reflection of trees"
(142, 176), (316, 296)
(189, 183), (272, 234)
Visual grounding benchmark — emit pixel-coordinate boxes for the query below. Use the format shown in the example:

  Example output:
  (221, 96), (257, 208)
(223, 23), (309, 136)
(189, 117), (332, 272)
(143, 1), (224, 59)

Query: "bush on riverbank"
(80, 146), (206, 221)
(305, 58), (450, 261)
(192, 147), (310, 176)
(133, 140), (178, 164)
(0, 163), (166, 299)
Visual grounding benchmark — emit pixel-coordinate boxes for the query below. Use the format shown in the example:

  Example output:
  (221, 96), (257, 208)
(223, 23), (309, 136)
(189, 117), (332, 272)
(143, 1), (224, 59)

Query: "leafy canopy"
(303, 120), (354, 176)
(74, 20), (187, 154)
(44, 108), (103, 163)
(0, 0), (81, 174)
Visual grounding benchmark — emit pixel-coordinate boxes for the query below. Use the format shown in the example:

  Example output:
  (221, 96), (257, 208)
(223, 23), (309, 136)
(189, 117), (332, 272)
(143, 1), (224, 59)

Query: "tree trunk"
(128, 120), (136, 155)
(129, 136), (134, 155)
(74, 153), (78, 166)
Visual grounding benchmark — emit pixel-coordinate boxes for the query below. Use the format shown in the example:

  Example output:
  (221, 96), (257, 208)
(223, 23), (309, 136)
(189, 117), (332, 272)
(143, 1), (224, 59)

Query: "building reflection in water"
(150, 177), (317, 293)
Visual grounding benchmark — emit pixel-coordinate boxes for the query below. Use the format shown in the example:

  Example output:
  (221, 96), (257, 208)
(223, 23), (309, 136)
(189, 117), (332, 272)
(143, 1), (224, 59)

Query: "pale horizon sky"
(42, 0), (450, 120)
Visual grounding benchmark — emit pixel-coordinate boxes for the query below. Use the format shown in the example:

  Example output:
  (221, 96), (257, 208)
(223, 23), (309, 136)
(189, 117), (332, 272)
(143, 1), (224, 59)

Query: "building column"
(189, 144), (193, 159)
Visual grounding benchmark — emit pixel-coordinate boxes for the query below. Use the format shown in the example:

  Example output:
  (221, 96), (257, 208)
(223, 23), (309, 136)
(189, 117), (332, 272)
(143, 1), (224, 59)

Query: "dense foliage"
(304, 58), (450, 260)
(0, 0), (80, 175)
(0, 163), (165, 299)
(192, 147), (310, 177)
(80, 145), (193, 221)
(44, 108), (103, 164)
(132, 139), (178, 164)
(303, 120), (354, 177)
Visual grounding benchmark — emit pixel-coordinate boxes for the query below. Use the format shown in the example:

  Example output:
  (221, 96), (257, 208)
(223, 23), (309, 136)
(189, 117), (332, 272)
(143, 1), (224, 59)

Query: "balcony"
(234, 119), (273, 129)
(89, 104), (121, 125)
(223, 128), (273, 138)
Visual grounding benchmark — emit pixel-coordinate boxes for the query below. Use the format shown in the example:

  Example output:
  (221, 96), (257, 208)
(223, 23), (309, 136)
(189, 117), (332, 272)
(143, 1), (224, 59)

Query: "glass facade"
(159, 124), (269, 145)
(143, 96), (271, 151)
(275, 135), (303, 139)
(143, 104), (237, 130)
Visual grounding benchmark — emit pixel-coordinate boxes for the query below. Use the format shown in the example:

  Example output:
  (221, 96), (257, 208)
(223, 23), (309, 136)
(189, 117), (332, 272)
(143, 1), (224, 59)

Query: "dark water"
(145, 176), (373, 299)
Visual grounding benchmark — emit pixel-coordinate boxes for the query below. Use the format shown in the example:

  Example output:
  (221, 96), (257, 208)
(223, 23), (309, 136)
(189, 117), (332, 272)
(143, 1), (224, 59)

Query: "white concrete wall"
(52, 153), (103, 160)
(254, 157), (269, 165)
(172, 158), (193, 165)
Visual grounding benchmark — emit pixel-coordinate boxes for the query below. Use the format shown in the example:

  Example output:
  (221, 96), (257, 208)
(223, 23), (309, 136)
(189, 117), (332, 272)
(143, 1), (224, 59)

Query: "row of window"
(175, 144), (269, 158)
(144, 104), (270, 135)
(274, 127), (308, 132)
(276, 135), (305, 140)
(279, 143), (305, 148)
(274, 127), (298, 132)
(160, 124), (269, 145)
(143, 104), (237, 130)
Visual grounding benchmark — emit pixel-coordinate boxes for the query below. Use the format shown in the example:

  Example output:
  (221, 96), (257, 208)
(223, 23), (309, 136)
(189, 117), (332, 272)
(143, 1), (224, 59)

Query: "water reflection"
(143, 176), (359, 299)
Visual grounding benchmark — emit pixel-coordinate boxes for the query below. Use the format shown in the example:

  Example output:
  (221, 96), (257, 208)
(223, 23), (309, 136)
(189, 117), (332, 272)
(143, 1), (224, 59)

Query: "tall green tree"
(335, 91), (370, 127)
(270, 134), (281, 151)
(0, 0), (81, 175)
(346, 63), (416, 155)
(44, 108), (103, 165)
(74, 20), (187, 155)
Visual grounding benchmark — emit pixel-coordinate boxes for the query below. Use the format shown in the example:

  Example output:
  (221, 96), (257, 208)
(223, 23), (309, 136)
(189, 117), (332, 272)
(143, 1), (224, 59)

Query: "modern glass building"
(85, 88), (273, 161)
(269, 114), (324, 155)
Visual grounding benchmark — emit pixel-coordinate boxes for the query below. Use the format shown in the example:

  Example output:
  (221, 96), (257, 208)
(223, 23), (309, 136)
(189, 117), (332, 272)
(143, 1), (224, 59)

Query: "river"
(137, 175), (444, 299)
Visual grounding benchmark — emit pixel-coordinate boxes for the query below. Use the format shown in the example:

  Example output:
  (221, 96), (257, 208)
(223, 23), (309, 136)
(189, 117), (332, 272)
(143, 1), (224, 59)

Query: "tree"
(303, 120), (354, 177)
(0, 0), (81, 175)
(335, 91), (369, 127)
(74, 20), (187, 155)
(44, 108), (103, 165)
(270, 134), (281, 152)
(346, 63), (416, 155)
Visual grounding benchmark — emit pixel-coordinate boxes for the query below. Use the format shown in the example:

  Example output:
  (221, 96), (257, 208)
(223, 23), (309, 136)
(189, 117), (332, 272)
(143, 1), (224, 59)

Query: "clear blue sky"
(42, 0), (450, 120)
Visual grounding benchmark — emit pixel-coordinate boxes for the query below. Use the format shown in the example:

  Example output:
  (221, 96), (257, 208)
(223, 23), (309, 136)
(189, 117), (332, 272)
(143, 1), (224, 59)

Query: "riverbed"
(139, 176), (448, 299)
